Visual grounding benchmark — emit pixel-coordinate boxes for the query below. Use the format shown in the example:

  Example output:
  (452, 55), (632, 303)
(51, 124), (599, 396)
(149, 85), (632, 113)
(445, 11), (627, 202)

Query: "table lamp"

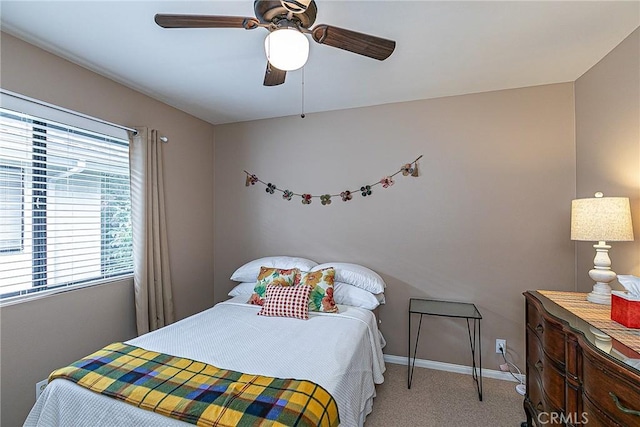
(571, 192), (634, 304)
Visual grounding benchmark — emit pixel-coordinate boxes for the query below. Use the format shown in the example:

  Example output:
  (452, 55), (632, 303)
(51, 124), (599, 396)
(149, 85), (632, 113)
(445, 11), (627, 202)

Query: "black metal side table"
(407, 297), (483, 401)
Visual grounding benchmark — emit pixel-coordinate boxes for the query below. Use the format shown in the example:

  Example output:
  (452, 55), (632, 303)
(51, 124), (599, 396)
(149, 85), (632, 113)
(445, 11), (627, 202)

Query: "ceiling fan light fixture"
(264, 28), (309, 71)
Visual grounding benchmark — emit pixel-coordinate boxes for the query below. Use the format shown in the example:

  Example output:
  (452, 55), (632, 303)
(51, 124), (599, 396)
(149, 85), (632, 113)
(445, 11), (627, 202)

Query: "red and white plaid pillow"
(258, 284), (312, 320)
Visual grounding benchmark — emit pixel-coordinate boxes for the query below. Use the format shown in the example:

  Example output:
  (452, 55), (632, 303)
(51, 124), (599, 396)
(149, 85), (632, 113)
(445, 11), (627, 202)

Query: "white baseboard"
(384, 354), (525, 383)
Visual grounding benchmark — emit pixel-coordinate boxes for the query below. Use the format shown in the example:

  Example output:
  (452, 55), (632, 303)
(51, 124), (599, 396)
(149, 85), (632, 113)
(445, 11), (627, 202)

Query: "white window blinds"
(0, 106), (133, 302)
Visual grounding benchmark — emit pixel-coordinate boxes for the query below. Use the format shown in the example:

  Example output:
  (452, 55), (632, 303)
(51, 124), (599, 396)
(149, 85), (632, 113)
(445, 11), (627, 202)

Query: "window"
(0, 107), (133, 302)
(0, 165), (24, 252)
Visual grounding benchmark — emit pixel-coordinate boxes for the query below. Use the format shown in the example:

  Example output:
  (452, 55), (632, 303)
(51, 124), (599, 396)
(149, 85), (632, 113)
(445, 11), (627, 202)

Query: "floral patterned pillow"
(248, 266), (300, 305)
(257, 284), (312, 320)
(300, 267), (338, 313)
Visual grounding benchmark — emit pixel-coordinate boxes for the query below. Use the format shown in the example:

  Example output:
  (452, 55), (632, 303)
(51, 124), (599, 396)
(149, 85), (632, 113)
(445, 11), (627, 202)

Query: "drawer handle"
(535, 360), (543, 372)
(536, 324), (544, 334)
(610, 392), (640, 416)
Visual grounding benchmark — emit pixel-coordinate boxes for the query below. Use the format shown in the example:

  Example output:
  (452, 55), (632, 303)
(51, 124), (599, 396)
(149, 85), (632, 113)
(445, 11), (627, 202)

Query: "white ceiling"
(1, 1), (638, 125)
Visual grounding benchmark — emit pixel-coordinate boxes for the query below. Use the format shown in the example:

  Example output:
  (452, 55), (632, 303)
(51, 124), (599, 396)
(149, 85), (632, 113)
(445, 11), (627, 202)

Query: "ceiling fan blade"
(263, 62), (286, 86)
(311, 24), (395, 60)
(154, 14), (260, 30)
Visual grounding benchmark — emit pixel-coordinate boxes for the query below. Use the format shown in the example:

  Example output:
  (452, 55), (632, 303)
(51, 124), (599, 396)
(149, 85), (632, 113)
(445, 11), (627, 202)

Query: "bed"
(24, 295), (386, 427)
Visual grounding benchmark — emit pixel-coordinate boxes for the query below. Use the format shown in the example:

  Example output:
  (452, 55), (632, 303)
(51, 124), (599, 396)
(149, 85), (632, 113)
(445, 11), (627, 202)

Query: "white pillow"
(230, 256), (318, 282)
(312, 262), (386, 294)
(334, 282), (382, 310)
(228, 282), (255, 297)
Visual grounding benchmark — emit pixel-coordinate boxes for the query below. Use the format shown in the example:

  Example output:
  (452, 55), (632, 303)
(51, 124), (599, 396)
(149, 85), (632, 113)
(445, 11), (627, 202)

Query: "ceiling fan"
(154, 0), (396, 87)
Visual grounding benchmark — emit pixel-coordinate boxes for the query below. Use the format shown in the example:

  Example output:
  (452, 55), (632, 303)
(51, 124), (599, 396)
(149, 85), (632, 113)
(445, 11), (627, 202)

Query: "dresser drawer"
(527, 371), (546, 415)
(527, 330), (565, 410)
(582, 348), (640, 427)
(527, 300), (565, 365)
(582, 394), (620, 427)
(527, 371), (563, 423)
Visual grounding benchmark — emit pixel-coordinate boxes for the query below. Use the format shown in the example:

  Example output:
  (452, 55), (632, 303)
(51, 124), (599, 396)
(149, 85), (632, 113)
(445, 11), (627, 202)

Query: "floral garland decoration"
(244, 155), (422, 205)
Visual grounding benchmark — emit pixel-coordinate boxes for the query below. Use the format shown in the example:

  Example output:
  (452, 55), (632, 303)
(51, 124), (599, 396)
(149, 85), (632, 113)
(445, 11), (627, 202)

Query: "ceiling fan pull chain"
(300, 66), (306, 118)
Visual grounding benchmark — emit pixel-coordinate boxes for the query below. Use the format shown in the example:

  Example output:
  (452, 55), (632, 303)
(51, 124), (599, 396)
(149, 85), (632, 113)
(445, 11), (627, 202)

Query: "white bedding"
(24, 296), (386, 427)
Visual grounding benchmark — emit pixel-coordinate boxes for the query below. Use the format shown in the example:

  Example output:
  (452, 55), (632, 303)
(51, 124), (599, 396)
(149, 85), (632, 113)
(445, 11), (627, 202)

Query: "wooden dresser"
(524, 291), (640, 426)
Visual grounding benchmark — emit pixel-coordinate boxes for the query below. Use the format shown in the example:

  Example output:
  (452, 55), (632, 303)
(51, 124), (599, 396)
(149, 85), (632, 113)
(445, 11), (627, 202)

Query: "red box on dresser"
(611, 291), (640, 328)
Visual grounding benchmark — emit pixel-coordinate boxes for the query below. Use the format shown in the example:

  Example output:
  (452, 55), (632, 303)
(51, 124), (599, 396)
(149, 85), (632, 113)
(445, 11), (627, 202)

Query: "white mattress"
(24, 296), (386, 427)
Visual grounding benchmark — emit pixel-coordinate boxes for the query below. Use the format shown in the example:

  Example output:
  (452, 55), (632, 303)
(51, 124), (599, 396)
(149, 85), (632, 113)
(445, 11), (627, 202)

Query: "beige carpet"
(365, 363), (527, 426)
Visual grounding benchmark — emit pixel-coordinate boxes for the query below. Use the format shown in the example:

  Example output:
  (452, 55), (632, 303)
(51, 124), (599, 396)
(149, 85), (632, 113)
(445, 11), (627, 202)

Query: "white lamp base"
(586, 241), (616, 305)
(586, 285), (612, 305)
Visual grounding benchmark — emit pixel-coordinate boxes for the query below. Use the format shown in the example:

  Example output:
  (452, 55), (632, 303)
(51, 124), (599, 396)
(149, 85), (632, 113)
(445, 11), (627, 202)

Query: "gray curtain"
(128, 127), (175, 335)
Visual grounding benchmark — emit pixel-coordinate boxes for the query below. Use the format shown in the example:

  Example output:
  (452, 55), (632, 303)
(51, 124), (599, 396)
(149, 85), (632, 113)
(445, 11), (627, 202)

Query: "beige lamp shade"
(571, 196), (634, 242)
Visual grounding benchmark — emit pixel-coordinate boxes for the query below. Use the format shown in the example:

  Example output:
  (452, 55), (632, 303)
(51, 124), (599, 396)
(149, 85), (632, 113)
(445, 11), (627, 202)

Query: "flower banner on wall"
(244, 155), (422, 205)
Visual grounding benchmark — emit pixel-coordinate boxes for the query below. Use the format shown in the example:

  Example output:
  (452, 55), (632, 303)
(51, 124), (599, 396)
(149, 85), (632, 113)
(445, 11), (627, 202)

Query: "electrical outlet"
(496, 339), (506, 354)
(35, 379), (48, 400)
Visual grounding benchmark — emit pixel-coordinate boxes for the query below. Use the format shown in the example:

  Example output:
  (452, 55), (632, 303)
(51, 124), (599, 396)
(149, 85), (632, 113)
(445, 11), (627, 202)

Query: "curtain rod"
(0, 88), (138, 135)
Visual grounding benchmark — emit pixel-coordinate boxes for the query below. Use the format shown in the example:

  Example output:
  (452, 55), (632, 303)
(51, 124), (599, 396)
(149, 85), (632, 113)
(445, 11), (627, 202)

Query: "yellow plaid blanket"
(49, 342), (340, 427)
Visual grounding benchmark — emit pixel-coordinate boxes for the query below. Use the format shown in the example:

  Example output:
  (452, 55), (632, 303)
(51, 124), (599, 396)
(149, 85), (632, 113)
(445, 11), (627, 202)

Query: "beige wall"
(214, 83), (577, 371)
(0, 33), (215, 426)
(575, 28), (640, 291)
